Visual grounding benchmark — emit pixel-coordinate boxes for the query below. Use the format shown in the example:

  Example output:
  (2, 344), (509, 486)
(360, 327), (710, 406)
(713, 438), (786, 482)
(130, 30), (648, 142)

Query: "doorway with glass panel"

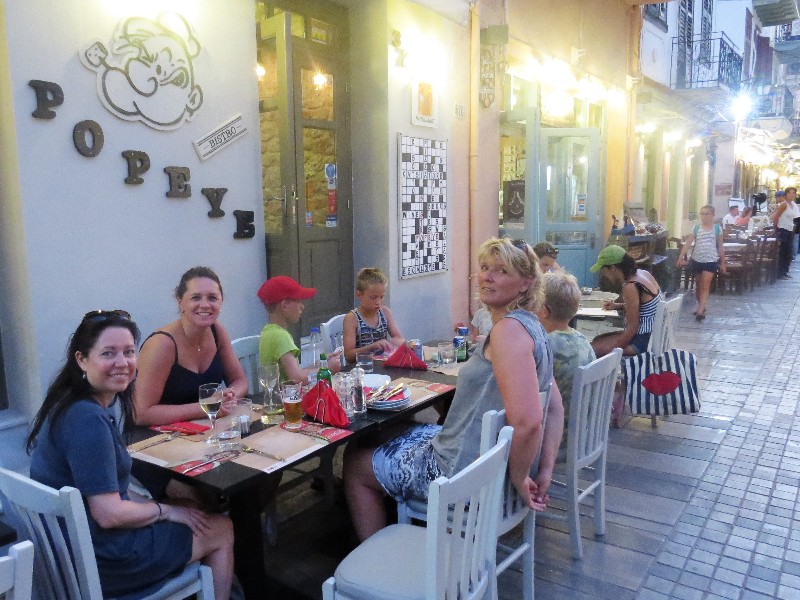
(257, 2), (353, 335)
(499, 109), (601, 286)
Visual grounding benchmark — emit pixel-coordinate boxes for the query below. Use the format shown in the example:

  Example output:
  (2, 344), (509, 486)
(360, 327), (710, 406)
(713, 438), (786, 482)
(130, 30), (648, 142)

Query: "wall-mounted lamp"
(391, 29), (407, 68)
(570, 46), (586, 67)
(635, 122), (656, 135)
(255, 63), (266, 80)
(313, 71), (330, 89)
(626, 75), (640, 90)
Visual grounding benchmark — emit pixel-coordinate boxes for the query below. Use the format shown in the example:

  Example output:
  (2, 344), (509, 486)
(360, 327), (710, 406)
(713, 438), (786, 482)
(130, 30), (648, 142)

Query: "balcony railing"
(670, 32), (742, 93)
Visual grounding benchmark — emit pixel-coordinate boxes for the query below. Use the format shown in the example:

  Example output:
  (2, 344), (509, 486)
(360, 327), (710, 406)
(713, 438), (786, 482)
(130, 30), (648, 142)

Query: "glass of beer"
(281, 381), (304, 429)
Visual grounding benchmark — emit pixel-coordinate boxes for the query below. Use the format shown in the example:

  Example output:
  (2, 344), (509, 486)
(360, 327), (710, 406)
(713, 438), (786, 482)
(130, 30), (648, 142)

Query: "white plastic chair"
(538, 348), (622, 559)
(320, 313), (346, 356)
(0, 468), (213, 600)
(645, 295), (683, 426)
(231, 335), (261, 395)
(0, 540), (34, 600)
(396, 387), (550, 600)
(322, 426), (513, 600)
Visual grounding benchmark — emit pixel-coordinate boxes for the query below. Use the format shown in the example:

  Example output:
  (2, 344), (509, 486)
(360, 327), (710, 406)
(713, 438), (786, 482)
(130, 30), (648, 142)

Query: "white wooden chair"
(0, 468), (213, 600)
(322, 427), (513, 600)
(0, 541), (34, 600)
(320, 313), (346, 363)
(231, 335), (261, 395)
(645, 295), (683, 426)
(396, 387), (550, 600)
(538, 348), (622, 559)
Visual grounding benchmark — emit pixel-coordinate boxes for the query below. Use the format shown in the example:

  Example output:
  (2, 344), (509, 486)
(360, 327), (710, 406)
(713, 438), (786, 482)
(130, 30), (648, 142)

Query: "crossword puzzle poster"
(398, 134), (447, 279)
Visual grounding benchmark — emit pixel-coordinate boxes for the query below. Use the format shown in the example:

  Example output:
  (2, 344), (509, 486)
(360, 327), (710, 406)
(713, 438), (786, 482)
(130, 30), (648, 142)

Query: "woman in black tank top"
(133, 267), (248, 427)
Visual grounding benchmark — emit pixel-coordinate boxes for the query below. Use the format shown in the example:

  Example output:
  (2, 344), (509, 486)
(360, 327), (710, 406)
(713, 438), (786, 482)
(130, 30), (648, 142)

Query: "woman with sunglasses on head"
(533, 241), (562, 273)
(589, 245), (663, 357)
(28, 311), (234, 600)
(343, 237), (565, 541)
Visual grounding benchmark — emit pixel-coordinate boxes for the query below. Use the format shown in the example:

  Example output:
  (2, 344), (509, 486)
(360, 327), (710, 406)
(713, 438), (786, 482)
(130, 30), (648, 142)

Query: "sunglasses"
(82, 309), (132, 323)
(511, 239), (530, 252)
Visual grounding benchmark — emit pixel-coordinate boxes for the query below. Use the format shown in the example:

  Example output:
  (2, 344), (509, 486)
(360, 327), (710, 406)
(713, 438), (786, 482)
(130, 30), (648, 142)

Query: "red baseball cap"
(257, 276), (316, 305)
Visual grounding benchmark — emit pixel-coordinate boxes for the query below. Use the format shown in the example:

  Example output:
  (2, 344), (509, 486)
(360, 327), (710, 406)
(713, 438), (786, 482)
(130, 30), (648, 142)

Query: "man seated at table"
(722, 205), (739, 227)
(536, 271), (595, 457)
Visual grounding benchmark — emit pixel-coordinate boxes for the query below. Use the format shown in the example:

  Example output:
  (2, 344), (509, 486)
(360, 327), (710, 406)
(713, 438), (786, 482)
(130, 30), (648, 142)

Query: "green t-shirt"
(259, 323), (299, 382)
(548, 328), (596, 452)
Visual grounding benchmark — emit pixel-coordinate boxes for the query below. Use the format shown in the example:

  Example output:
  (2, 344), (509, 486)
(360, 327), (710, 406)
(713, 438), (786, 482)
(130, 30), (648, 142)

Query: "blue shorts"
(689, 259), (719, 274)
(372, 424), (442, 502)
(630, 332), (652, 354)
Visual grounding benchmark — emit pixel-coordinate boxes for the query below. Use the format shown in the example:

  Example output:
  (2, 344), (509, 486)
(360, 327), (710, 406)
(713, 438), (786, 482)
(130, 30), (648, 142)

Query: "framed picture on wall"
(411, 80), (438, 128)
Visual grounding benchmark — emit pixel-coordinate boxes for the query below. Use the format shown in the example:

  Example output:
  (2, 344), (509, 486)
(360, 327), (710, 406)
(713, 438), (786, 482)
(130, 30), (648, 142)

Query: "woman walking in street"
(677, 205), (726, 321)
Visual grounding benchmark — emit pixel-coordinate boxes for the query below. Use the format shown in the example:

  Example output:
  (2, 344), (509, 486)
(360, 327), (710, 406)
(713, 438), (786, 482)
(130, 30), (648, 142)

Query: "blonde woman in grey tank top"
(341, 238), (564, 542)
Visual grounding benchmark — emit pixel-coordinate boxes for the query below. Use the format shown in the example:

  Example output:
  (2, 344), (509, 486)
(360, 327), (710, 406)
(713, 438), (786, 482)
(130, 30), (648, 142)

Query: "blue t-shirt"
(29, 398), (192, 598)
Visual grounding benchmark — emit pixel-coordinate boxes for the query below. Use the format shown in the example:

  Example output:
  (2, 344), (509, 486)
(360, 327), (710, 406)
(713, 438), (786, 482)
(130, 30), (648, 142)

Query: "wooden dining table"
(126, 364), (457, 600)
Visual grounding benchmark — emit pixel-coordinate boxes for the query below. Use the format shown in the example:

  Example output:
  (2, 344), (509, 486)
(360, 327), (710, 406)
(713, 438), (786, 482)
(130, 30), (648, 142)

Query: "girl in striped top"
(589, 244), (664, 357)
(676, 205), (726, 321)
(343, 268), (406, 363)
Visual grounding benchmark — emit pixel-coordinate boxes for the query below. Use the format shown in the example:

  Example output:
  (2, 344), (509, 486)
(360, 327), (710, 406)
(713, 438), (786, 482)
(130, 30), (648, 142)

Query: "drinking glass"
(281, 381), (304, 429)
(198, 383), (223, 444)
(438, 342), (456, 364)
(218, 399), (252, 449)
(355, 351), (374, 373)
(258, 363), (283, 424)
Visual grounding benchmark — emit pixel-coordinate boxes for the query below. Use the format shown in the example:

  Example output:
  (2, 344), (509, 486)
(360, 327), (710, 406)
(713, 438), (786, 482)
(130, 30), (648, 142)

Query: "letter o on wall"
(73, 120), (104, 157)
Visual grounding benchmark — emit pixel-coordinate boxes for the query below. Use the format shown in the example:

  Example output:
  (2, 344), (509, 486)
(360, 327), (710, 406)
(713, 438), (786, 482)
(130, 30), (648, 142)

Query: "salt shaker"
(351, 366), (366, 414)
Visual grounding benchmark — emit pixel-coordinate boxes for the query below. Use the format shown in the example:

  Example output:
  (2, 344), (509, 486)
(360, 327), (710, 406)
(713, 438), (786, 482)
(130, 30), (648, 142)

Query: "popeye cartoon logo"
(80, 13), (203, 131)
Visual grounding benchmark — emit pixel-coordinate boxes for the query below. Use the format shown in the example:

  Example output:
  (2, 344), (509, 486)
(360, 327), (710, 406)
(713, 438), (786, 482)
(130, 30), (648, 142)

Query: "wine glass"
(199, 382), (223, 444)
(258, 363), (282, 424)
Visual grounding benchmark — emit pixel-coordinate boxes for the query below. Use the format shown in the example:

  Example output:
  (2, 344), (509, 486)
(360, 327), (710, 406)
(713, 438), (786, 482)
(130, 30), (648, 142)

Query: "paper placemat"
(428, 361), (464, 376)
(129, 421), (337, 475)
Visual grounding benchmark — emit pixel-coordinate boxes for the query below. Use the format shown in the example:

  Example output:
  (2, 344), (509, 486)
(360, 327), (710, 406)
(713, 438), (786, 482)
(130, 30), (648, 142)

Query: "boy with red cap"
(257, 275), (341, 382)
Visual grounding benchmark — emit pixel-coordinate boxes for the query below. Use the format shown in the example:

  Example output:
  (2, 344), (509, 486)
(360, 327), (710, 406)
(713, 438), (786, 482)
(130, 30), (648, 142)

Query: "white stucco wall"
(1, 0), (266, 419)
(348, 0), (471, 342)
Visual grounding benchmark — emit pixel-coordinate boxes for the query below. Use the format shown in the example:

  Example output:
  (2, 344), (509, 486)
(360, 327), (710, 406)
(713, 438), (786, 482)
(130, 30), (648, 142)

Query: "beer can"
(457, 326), (470, 337)
(453, 336), (467, 362)
(409, 339), (423, 361)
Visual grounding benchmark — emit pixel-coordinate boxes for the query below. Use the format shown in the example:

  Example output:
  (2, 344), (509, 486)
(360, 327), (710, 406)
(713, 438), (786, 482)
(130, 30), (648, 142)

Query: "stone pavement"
(265, 262), (800, 600)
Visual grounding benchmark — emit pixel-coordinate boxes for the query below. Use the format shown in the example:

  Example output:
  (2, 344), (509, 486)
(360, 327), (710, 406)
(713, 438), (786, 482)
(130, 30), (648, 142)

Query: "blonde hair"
(477, 237), (543, 312)
(542, 271), (581, 321)
(355, 267), (388, 293)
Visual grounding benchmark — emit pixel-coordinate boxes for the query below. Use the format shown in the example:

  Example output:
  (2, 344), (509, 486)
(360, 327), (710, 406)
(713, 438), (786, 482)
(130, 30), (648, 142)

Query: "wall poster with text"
(398, 134), (447, 279)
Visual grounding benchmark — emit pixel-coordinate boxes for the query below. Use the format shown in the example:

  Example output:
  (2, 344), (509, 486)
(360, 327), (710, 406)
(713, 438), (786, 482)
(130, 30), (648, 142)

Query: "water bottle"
(310, 327), (322, 368)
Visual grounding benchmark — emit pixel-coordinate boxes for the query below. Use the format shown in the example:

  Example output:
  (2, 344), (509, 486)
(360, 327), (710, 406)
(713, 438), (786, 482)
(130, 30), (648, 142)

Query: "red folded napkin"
(383, 344), (428, 370)
(149, 422), (210, 434)
(300, 380), (350, 428)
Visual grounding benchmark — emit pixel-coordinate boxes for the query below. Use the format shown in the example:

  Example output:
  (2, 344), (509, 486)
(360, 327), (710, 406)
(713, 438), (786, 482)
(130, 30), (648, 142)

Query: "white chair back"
(232, 335), (261, 395)
(477, 387), (549, 600)
(428, 425), (512, 600)
(319, 314), (345, 355)
(538, 348), (622, 559)
(0, 541), (34, 600)
(0, 468), (212, 600)
(648, 295), (683, 355)
(323, 428), (512, 600)
(568, 349), (622, 471)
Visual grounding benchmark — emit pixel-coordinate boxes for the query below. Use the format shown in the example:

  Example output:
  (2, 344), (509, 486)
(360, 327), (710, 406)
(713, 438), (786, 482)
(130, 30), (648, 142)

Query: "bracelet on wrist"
(156, 502), (163, 521)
